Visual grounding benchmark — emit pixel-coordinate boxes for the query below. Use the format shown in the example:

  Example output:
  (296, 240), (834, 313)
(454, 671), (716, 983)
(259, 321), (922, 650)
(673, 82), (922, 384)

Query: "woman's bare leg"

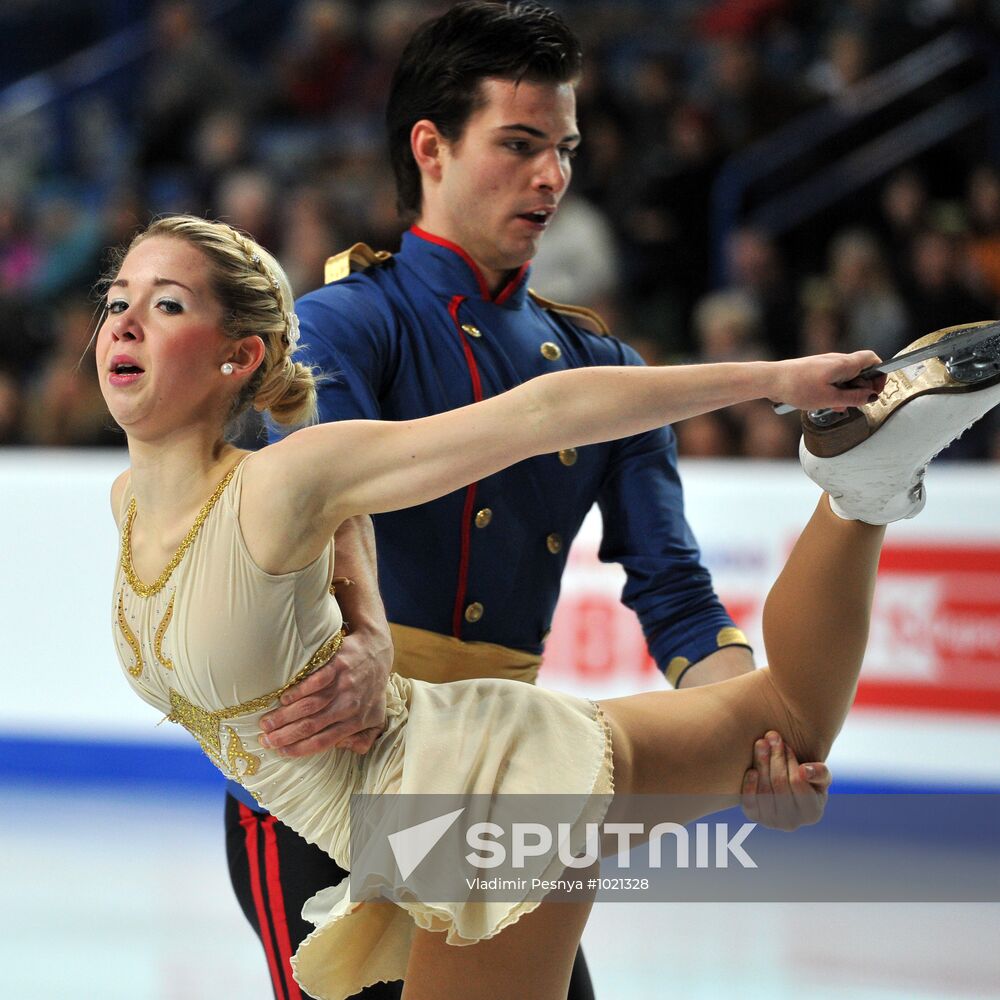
(603, 496), (884, 801)
(402, 892), (593, 1000)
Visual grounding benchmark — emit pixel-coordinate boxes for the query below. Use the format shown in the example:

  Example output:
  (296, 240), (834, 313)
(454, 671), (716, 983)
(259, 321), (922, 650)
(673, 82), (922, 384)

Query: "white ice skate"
(800, 321), (1000, 524)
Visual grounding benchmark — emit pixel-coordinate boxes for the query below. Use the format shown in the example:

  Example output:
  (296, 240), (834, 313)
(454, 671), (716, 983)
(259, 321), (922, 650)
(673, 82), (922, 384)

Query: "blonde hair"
(110, 215), (318, 427)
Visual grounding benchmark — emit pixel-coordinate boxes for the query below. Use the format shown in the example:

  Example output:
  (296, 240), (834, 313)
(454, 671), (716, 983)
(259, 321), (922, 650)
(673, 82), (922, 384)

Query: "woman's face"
(96, 235), (232, 437)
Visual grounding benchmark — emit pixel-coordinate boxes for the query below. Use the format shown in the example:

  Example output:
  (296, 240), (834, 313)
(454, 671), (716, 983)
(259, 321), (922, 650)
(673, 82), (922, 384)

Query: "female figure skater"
(101, 216), (998, 1000)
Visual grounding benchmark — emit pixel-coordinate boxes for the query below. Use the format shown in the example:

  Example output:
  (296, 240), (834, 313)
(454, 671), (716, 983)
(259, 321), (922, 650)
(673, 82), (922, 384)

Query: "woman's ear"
(226, 335), (266, 378)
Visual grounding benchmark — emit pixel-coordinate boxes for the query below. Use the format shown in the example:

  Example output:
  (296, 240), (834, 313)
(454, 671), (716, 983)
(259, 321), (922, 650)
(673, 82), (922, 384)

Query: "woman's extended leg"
(400, 497), (881, 999)
(602, 495), (884, 801)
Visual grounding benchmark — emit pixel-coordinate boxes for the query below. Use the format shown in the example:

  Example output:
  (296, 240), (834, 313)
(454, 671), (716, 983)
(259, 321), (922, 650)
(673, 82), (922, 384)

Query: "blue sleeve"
(268, 278), (395, 443)
(595, 341), (749, 678)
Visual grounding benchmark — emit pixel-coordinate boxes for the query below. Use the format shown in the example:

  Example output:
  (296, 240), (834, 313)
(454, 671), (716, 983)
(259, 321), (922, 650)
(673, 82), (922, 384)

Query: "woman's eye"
(107, 299), (128, 314)
(158, 299), (183, 314)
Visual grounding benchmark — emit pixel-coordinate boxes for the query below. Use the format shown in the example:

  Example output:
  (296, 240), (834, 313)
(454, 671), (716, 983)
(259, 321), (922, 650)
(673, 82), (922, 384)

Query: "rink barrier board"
(3, 451), (1000, 786)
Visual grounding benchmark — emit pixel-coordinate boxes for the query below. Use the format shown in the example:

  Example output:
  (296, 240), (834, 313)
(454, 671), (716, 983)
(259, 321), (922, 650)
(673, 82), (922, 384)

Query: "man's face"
(422, 77), (579, 281)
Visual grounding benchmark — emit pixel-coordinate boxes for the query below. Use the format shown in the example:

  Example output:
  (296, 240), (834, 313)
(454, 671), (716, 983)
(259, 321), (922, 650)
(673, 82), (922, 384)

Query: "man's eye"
(560, 147), (579, 160)
(505, 141), (531, 153)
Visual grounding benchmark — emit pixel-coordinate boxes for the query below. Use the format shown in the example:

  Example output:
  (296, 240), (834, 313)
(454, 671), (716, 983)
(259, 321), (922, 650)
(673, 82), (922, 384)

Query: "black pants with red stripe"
(225, 793), (596, 1000)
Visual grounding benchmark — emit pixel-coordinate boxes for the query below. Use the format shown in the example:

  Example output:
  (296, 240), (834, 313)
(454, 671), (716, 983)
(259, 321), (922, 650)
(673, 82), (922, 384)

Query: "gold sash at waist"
(389, 623), (541, 685)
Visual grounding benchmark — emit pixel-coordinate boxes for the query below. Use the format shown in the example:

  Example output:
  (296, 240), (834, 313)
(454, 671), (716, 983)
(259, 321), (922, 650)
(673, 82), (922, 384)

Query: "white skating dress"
(112, 457), (613, 999)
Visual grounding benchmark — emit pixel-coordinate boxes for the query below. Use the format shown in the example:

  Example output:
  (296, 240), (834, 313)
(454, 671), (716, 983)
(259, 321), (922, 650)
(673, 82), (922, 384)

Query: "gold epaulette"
(527, 289), (610, 336)
(324, 242), (394, 285)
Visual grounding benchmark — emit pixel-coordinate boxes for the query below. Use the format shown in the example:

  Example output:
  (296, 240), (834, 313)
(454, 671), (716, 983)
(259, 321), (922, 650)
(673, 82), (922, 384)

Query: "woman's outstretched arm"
(318, 353), (879, 521)
(242, 353), (880, 572)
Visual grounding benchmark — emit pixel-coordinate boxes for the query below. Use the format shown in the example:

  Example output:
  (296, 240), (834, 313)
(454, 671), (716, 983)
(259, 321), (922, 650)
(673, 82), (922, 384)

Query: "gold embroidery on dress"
(167, 689), (225, 768)
(225, 726), (260, 778)
(166, 629), (345, 786)
(121, 458), (245, 598)
(154, 593), (175, 670)
(117, 591), (144, 678)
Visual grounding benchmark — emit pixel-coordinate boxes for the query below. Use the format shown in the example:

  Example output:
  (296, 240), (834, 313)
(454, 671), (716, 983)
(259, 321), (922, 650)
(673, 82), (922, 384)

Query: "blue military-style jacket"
(282, 226), (746, 680)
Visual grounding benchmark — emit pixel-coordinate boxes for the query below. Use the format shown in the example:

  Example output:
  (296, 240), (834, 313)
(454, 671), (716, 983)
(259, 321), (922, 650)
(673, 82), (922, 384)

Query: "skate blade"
(803, 322), (1000, 458)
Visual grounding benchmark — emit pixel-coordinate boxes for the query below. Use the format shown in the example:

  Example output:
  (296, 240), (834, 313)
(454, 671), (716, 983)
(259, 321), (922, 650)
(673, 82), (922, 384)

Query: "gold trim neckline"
(121, 457), (245, 598)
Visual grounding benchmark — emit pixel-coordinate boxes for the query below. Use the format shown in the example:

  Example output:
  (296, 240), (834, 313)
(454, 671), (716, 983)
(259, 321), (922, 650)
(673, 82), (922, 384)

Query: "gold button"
(546, 533), (563, 554)
(558, 448), (577, 466)
(475, 508), (493, 528)
(540, 341), (562, 360)
(462, 324), (482, 339)
(464, 602), (484, 623)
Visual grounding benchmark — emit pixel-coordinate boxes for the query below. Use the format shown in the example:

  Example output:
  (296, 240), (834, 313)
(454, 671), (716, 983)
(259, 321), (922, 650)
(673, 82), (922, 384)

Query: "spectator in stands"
(725, 225), (798, 359)
(740, 399), (800, 458)
(276, 183), (342, 297)
(22, 295), (120, 447)
(619, 103), (722, 353)
(825, 0), (921, 68)
(99, 188), (147, 252)
(136, 0), (252, 172)
(674, 410), (738, 458)
(273, 0), (361, 120)
(965, 164), (1000, 301)
(806, 26), (871, 98)
(692, 288), (769, 363)
(696, 35), (806, 150)
(879, 168), (930, 289)
(902, 223), (994, 336)
(529, 193), (621, 324)
(570, 47), (632, 220)
(25, 192), (102, 302)
(0, 367), (24, 445)
(355, 1), (438, 115)
(215, 168), (279, 255)
(0, 199), (40, 295)
(797, 277), (847, 356)
(828, 228), (909, 359)
(191, 110), (254, 209)
(621, 51), (682, 150)
(686, 288), (799, 458)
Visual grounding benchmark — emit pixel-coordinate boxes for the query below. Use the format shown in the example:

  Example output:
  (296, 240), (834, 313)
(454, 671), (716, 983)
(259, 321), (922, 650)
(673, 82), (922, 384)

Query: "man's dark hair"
(386, 1), (583, 221)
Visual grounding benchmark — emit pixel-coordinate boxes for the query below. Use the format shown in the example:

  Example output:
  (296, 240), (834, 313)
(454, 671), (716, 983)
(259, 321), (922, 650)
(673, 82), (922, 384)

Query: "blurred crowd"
(1, 0), (999, 459)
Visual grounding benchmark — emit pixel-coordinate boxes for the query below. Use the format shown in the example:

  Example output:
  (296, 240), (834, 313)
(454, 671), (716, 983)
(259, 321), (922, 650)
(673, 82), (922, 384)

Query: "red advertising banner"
(856, 543), (1000, 714)
(542, 523), (1000, 717)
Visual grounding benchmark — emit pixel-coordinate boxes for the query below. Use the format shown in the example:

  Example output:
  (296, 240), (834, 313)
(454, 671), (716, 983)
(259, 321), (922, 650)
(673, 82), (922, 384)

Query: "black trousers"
(225, 793), (596, 1000)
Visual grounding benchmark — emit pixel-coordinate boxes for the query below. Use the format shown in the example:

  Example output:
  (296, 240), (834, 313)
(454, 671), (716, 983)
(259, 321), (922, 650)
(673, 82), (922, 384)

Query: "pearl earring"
(220, 362), (234, 375)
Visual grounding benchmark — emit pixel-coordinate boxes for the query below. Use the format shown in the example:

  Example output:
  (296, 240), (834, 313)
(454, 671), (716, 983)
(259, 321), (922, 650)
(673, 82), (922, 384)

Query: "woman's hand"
(768, 351), (886, 413)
